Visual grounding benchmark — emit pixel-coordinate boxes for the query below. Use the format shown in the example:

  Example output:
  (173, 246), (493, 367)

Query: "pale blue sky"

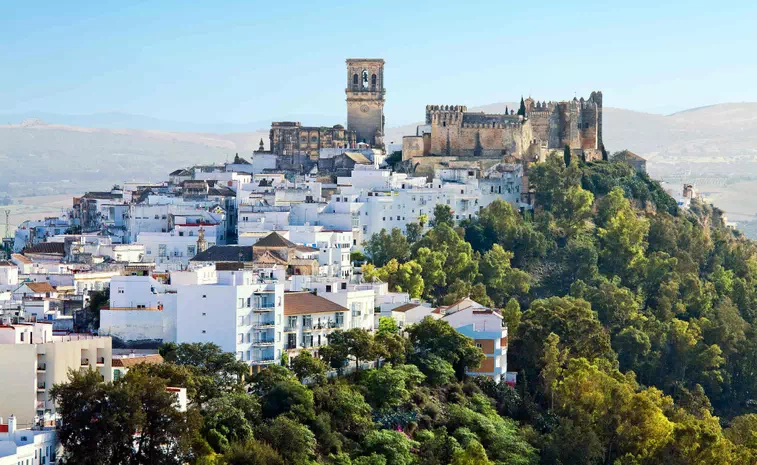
(1, 0), (756, 128)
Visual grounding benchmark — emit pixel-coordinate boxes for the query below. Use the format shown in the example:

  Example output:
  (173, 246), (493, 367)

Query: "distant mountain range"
(3, 103), (757, 201)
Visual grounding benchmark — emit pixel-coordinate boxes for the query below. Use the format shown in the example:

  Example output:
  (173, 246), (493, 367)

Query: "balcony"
(285, 343), (298, 350)
(252, 339), (275, 347)
(283, 326), (296, 333)
(96, 357), (105, 365)
(253, 303), (276, 312)
(80, 359), (90, 366)
(251, 322), (275, 329)
(255, 358), (277, 365)
(37, 382), (46, 391)
(37, 363), (46, 371)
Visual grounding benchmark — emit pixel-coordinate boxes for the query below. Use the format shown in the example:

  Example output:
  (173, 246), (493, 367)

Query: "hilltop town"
(5, 59), (754, 465)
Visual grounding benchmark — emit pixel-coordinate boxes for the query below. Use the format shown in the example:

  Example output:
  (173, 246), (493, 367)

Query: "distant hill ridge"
(2, 103), (757, 197)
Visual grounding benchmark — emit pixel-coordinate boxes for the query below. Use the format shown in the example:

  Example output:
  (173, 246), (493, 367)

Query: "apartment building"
(173, 267), (285, 371)
(0, 322), (113, 426)
(283, 291), (349, 358)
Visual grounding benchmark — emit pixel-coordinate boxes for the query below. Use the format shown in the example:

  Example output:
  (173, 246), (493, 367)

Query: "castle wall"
(402, 136), (424, 161)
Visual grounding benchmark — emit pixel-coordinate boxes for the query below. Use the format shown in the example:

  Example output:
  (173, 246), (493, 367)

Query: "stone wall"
(402, 136), (424, 160)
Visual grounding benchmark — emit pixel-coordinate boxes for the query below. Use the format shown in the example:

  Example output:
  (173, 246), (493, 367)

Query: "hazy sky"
(1, 0), (756, 127)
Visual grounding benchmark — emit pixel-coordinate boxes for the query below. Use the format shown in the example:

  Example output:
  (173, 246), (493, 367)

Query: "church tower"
(346, 58), (385, 148)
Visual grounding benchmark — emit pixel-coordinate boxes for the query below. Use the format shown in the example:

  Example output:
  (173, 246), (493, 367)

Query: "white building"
(0, 262), (18, 288)
(440, 298), (508, 382)
(100, 275), (177, 344)
(137, 232), (205, 270)
(0, 415), (56, 465)
(173, 267), (285, 371)
(0, 322), (113, 426)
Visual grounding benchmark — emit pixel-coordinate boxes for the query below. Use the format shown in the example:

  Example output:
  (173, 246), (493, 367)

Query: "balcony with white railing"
(251, 321), (275, 329)
(252, 339), (275, 347)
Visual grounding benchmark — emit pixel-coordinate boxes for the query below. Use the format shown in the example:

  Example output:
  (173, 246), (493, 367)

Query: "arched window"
(371, 74), (377, 90)
(352, 74), (358, 89)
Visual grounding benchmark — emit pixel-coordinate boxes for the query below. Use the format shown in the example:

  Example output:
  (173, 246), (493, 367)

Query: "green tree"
(255, 416), (316, 465)
(361, 364), (425, 409)
(563, 144), (572, 167)
(220, 439), (285, 465)
(479, 244), (530, 306)
(291, 351), (328, 383)
(433, 204), (454, 227)
(406, 317), (484, 379)
(362, 429), (419, 465)
(450, 440), (493, 465)
(517, 96), (526, 117)
(345, 328), (378, 372)
(364, 228), (411, 267)
(201, 391), (260, 452)
(406, 222), (422, 243)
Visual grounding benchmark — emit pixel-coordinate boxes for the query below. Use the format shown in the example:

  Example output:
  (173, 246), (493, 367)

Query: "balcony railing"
(96, 357), (105, 365)
(251, 322), (275, 329)
(37, 382), (46, 390)
(284, 326), (296, 332)
(80, 359), (89, 366)
(285, 343), (297, 350)
(37, 363), (46, 371)
(252, 339), (275, 346)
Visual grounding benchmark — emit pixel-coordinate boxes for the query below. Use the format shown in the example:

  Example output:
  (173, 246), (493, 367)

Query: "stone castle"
(403, 92), (604, 162)
(260, 58), (604, 167)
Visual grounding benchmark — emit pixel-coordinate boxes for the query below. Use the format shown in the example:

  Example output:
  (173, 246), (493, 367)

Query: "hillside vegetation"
(51, 156), (757, 465)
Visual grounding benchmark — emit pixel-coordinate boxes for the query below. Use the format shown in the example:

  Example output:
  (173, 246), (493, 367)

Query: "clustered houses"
(5, 150), (524, 380)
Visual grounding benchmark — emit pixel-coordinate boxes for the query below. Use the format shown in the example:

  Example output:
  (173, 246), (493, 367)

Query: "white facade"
(101, 275), (177, 343)
(137, 232), (204, 270)
(0, 417), (56, 465)
(174, 268), (285, 367)
(0, 264), (18, 287)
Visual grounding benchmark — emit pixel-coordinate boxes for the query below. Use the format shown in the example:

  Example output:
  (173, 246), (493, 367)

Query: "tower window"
(371, 74), (377, 89)
(353, 74), (358, 86)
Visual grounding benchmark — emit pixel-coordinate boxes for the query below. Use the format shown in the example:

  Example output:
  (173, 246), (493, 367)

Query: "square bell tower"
(346, 58), (385, 148)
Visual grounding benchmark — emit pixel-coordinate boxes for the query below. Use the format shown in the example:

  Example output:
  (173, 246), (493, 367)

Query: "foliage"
(364, 228), (410, 267)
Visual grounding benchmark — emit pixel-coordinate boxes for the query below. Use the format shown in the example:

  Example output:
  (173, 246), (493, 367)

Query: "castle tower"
(346, 58), (385, 148)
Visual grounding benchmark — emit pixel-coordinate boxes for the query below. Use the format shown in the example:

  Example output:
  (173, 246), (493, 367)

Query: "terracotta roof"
(24, 242), (65, 256)
(24, 282), (56, 294)
(252, 251), (288, 265)
(0, 261), (14, 267)
(11, 254), (32, 264)
(289, 258), (318, 267)
(284, 291), (349, 316)
(391, 303), (422, 313)
(253, 232), (296, 249)
(112, 354), (164, 368)
(191, 245), (254, 262)
(295, 244), (319, 253)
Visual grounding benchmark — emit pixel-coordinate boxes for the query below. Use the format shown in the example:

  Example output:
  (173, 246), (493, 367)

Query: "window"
(202, 330), (206, 334)
(118, 287), (124, 294)
(202, 294), (207, 298)
(237, 351), (243, 360)
(238, 316), (244, 325)
(476, 343), (483, 348)
(202, 312), (206, 316)
(246, 350), (251, 361)
(238, 298), (245, 308)
(238, 333), (244, 343)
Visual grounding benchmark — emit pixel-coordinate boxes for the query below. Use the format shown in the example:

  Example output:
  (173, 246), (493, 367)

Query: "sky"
(1, 0), (756, 128)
